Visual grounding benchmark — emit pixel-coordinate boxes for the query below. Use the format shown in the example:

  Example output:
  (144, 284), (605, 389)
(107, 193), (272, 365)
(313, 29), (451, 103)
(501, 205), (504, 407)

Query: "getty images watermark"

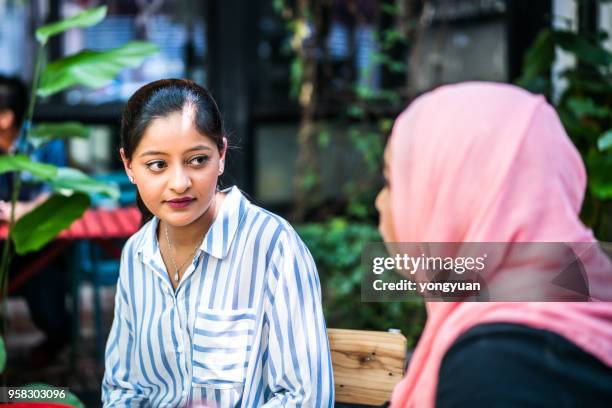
(361, 242), (612, 302)
(371, 252), (487, 294)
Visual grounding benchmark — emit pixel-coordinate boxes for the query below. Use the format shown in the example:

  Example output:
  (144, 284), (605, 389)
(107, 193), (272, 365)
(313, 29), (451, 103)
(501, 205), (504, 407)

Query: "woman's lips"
(166, 198), (195, 209)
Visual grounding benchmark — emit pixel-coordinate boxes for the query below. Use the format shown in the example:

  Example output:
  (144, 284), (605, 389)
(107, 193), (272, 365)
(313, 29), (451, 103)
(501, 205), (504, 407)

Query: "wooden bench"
(328, 328), (407, 406)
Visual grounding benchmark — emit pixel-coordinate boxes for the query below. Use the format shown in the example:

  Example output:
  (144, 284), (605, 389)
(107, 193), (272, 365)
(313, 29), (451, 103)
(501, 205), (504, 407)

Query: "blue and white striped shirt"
(102, 186), (334, 407)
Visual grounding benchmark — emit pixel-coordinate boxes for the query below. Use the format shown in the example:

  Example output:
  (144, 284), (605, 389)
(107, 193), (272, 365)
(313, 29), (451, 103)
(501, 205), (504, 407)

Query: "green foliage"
(0, 7), (153, 399)
(598, 129), (612, 152)
(372, 52), (407, 73)
(301, 167), (318, 191)
(51, 167), (120, 200)
(587, 150), (612, 199)
(35, 6), (107, 45)
(347, 105), (365, 119)
(0, 8), (156, 396)
(348, 127), (384, 173)
(555, 31), (612, 66)
(272, 0), (285, 14)
(567, 97), (611, 119)
(1, 6), (152, 254)
(380, 3), (399, 16)
(30, 122), (90, 149)
(0, 156), (120, 203)
(381, 28), (408, 51)
(38, 41), (159, 97)
(317, 129), (331, 147)
(297, 220), (426, 347)
(520, 30), (555, 84)
(12, 193), (90, 255)
(278, 3), (425, 344)
(0, 155), (57, 179)
(517, 27), (612, 239)
(289, 58), (304, 99)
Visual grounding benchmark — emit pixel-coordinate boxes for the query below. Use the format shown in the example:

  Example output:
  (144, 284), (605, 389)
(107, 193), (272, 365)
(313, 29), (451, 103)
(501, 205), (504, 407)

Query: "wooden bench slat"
(328, 328), (407, 406)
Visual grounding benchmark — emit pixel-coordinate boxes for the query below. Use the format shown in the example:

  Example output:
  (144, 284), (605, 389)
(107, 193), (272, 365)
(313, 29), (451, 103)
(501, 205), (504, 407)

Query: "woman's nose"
(169, 167), (191, 193)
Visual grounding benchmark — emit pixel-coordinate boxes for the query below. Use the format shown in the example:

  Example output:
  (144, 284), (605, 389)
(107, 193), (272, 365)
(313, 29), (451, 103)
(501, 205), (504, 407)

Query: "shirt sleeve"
(102, 246), (147, 407)
(262, 229), (335, 407)
(38, 139), (67, 167)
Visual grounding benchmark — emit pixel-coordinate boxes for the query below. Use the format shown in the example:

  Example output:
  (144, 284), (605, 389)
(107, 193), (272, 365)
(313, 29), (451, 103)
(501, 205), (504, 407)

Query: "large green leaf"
(38, 41), (159, 97)
(555, 30), (612, 67)
(19, 383), (84, 408)
(0, 156), (119, 200)
(0, 336), (5, 374)
(598, 130), (612, 152)
(12, 193), (90, 255)
(521, 29), (556, 80)
(51, 167), (120, 200)
(561, 69), (612, 94)
(0, 155), (58, 179)
(30, 121), (90, 149)
(35, 6), (107, 45)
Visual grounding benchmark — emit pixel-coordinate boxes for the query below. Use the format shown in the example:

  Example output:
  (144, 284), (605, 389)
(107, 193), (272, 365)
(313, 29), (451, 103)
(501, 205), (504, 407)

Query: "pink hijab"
(388, 82), (612, 407)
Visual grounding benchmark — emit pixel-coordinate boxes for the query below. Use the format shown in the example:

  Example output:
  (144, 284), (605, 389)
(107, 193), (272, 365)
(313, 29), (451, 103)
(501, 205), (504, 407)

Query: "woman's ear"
(218, 137), (228, 175)
(220, 137), (228, 160)
(120, 148), (136, 184)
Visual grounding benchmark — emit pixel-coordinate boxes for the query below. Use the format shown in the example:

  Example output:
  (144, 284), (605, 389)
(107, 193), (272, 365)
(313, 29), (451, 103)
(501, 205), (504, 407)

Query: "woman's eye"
(146, 161), (166, 171)
(189, 155), (209, 166)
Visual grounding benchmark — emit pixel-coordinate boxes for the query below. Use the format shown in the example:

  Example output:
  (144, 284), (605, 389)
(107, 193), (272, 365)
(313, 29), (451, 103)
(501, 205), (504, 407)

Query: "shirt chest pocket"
(192, 307), (256, 388)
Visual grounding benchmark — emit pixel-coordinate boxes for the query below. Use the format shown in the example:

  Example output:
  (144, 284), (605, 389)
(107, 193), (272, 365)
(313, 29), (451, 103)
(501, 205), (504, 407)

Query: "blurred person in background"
(0, 75), (71, 367)
(376, 82), (612, 407)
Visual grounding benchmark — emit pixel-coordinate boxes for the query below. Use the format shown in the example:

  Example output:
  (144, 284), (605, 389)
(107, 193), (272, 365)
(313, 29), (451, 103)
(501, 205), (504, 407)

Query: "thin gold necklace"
(164, 222), (205, 283)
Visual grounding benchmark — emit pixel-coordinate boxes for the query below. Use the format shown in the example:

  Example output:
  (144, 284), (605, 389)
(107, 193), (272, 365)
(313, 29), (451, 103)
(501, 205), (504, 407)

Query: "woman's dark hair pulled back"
(120, 78), (226, 225)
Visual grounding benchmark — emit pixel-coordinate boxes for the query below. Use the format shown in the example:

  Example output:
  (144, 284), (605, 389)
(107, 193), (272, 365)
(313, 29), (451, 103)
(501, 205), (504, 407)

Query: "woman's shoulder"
(240, 201), (313, 259)
(242, 199), (299, 240)
(121, 216), (157, 259)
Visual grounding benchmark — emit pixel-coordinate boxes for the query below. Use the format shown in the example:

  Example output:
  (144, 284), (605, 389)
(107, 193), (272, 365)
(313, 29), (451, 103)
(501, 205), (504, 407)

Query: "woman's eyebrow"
(139, 145), (212, 158)
(139, 150), (168, 158)
(185, 145), (213, 153)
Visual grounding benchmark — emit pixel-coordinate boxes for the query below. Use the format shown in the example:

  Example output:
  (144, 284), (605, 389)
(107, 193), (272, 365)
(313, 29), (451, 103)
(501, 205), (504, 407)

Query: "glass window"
(60, 0), (207, 105)
(0, 1), (34, 80)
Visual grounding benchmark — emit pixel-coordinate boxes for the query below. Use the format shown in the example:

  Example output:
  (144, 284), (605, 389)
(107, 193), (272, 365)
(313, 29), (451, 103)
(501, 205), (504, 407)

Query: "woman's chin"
(159, 211), (201, 228)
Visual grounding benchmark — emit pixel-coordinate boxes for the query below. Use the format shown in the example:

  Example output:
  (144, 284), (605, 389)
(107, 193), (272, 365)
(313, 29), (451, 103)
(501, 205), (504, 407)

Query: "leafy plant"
(275, 1), (426, 342)
(297, 220), (426, 348)
(274, 1), (419, 222)
(517, 26), (612, 239)
(0, 4), (157, 276)
(0, 6), (158, 403)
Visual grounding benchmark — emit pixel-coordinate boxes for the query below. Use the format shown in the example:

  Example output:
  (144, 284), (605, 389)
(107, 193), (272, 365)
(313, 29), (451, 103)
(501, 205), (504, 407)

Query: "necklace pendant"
(174, 270), (179, 282)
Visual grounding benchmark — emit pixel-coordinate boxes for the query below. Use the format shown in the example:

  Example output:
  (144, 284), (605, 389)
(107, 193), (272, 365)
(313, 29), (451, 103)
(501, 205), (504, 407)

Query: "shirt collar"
(138, 186), (248, 262)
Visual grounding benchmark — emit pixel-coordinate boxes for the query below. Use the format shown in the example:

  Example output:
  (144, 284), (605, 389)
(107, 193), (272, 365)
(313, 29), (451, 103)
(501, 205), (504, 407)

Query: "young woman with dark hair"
(102, 79), (334, 407)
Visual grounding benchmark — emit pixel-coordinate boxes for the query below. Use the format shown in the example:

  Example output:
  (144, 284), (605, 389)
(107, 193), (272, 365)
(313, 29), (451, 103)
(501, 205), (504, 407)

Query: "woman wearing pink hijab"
(376, 82), (612, 407)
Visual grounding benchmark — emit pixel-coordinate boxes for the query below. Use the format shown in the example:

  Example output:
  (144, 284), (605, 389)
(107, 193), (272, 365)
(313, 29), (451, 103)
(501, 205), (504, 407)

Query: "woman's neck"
(159, 192), (225, 250)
